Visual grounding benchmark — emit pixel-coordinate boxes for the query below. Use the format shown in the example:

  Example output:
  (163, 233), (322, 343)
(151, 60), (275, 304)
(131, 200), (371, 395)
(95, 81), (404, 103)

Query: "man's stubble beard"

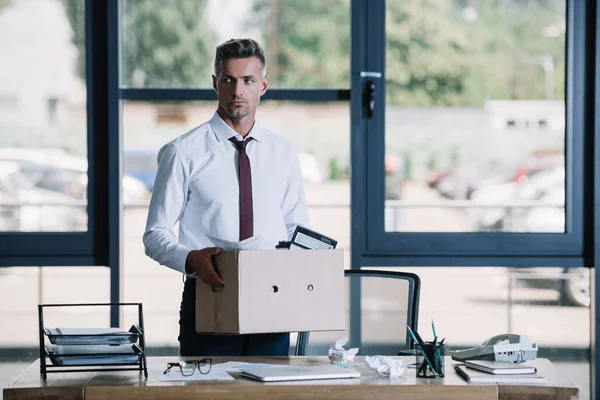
(226, 105), (250, 120)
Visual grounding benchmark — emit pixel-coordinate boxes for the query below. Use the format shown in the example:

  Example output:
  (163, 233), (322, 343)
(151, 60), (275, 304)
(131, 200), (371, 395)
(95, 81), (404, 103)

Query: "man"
(143, 38), (310, 356)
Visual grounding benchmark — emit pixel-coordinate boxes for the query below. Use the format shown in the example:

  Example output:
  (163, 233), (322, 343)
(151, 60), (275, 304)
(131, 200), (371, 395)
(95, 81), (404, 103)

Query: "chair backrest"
(295, 269), (420, 356)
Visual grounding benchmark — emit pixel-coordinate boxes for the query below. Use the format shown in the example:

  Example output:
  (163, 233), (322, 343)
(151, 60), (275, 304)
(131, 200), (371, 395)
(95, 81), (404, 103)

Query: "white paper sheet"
(151, 368), (235, 382)
(206, 234), (275, 251)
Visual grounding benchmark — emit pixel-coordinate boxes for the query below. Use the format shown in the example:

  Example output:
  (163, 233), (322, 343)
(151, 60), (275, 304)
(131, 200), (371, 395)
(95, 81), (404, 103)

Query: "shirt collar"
(209, 112), (264, 144)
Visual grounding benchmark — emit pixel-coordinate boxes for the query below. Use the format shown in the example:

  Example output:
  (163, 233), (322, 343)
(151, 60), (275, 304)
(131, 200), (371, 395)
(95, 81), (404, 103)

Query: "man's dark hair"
(214, 38), (267, 77)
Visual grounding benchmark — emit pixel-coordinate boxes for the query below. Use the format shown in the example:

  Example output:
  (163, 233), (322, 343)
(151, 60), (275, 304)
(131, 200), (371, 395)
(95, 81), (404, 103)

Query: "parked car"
(468, 166), (565, 232)
(0, 161), (84, 231)
(385, 155), (405, 200)
(0, 162), (23, 230)
(511, 267), (590, 307)
(124, 148), (160, 191)
(467, 181), (519, 231)
(430, 151), (564, 201)
(428, 161), (518, 200)
(508, 182), (585, 305)
(522, 183), (564, 233)
(0, 148), (151, 204)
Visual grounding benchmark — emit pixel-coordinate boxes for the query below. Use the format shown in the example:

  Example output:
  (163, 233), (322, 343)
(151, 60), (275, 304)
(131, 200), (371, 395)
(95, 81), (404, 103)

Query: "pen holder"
(415, 342), (445, 378)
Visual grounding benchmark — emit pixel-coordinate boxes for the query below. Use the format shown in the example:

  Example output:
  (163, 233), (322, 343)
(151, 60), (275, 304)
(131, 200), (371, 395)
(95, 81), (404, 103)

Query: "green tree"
(427, 154), (437, 171)
(64, 0), (215, 87)
(250, 0), (472, 103)
(249, 0), (350, 88)
(386, 0), (473, 105)
(122, 0), (215, 87)
(329, 156), (340, 180)
(64, 0), (85, 80)
(403, 151), (413, 181)
(458, 0), (565, 102)
(63, 0), (565, 102)
(248, 0), (565, 106)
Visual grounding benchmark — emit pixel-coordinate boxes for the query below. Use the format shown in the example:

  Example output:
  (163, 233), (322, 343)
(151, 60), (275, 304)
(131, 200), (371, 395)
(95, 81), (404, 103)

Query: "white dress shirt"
(143, 112), (310, 274)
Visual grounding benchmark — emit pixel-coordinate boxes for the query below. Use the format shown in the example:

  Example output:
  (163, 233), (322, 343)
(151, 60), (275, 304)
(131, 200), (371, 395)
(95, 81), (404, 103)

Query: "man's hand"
(185, 248), (224, 286)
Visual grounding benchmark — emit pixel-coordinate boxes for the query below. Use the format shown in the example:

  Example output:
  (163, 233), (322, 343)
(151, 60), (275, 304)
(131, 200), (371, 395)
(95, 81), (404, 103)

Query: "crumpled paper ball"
(328, 337), (359, 365)
(364, 355), (405, 377)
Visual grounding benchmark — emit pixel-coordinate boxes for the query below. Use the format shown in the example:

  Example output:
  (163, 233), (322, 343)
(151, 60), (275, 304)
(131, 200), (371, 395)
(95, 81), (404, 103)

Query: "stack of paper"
(207, 234), (274, 250)
(45, 327), (138, 345)
(464, 360), (537, 375)
(46, 344), (141, 366)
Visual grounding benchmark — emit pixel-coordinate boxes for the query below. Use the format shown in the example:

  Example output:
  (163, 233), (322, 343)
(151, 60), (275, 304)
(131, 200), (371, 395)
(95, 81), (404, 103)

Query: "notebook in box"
(455, 365), (547, 384)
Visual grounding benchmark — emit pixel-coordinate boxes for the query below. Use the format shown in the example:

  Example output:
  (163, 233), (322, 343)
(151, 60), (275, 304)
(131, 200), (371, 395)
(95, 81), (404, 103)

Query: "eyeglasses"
(163, 358), (212, 376)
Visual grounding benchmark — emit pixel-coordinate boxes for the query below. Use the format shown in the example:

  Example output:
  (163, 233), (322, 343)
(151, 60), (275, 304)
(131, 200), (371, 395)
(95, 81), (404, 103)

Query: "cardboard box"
(195, 249), (345, 334)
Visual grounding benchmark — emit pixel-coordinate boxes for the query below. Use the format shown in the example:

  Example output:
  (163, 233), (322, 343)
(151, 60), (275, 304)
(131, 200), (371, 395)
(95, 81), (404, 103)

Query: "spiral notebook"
(454, 365), (547, 384)
(464, 360), (537, 375)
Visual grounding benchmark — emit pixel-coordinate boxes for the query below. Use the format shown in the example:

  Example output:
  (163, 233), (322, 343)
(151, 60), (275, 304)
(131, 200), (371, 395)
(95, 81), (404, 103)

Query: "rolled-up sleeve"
(143, 143), (191, 273)
(281, 150), (311, 239)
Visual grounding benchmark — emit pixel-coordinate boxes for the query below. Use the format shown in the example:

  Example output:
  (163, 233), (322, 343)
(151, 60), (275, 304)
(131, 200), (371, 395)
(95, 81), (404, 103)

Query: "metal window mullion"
(587, 0), (600, 397)
(120, 88), (350, 102)
(107, 0), (122, 328)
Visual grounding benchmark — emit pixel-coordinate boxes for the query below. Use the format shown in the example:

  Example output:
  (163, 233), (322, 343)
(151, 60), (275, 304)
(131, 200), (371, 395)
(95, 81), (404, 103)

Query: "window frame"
(353, 0), (587, 268)
(0, 0), (110, 267)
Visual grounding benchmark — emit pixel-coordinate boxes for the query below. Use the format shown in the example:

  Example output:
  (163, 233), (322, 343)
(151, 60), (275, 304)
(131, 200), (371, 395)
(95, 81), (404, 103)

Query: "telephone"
(449, 334), (538, 363)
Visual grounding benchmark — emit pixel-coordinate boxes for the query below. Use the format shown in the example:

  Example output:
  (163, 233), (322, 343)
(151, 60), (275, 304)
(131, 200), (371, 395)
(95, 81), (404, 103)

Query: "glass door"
(355, 0), (583, 262)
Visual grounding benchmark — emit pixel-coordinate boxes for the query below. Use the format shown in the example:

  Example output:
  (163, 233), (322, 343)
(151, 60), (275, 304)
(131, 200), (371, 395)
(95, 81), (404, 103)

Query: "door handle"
(364, 80), (376, 119)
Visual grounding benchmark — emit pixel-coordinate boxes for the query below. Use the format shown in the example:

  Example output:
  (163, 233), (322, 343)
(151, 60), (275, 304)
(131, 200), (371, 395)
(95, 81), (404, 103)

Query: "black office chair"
(295, 269), (420, 356)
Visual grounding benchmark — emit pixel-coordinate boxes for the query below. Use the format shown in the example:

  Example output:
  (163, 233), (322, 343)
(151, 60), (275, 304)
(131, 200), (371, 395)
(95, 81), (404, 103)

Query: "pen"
(414, 330), (425, 345)
(432, 319), (442, 372)
(406, 325), (438, 377)
(406, 324), (420, 345)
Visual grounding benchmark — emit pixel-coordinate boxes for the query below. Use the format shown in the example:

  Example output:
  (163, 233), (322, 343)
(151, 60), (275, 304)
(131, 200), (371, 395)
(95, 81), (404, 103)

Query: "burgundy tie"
(229, 137), (254, 240)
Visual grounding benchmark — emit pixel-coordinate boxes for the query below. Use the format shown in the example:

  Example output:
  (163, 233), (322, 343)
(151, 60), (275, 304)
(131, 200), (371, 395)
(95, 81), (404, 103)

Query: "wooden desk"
(4, 356), (579, 400)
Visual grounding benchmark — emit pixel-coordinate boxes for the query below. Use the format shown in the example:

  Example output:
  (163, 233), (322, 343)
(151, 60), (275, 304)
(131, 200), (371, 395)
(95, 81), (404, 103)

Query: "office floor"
(0, 360), (590, 400)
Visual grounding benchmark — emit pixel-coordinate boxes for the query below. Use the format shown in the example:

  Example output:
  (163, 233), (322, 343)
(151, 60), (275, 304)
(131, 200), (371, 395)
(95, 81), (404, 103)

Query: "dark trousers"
(178, 278), (290, 356)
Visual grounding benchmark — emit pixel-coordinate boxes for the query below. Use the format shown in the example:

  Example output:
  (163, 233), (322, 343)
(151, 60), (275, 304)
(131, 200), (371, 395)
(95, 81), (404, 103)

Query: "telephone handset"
(481, 333), (524, 347)
(450, 334), (538, 363)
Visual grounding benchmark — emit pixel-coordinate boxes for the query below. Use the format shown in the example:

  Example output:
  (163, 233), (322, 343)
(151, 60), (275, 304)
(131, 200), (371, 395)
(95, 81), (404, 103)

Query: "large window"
(121, 0), (350, 89)
(355, 0), (582, 262)
(0, 0), (88, 233)
(118, 0), (352, 350)
(350, 0), (589, 397)
(384, 1), (566, 234)
(0, 0), (115, 264)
